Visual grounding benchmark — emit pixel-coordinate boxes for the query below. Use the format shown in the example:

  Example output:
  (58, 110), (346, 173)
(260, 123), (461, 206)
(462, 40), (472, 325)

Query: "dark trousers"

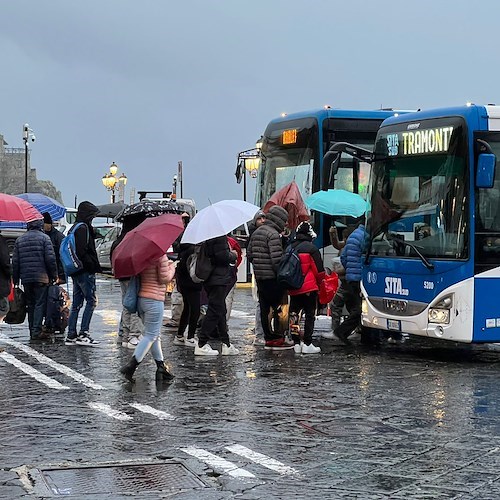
(24, 283), (49, 338)
(178, 287), (201, 339)
(256, 278), (285, 341)
(334, 281), (361, 340)
(198, 284), (229, 347)
(289, 291), (318, 345)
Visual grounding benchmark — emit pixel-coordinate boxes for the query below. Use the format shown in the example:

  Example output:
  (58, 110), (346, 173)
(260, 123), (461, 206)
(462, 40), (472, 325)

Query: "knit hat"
(253, 210), (266, 223)
(42, 212), (53, 224)
(296, 221), (317, 240)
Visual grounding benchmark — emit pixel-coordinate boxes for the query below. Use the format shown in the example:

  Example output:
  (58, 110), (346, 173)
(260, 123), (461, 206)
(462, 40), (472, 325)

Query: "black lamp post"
(102, 162), (127, 203)
(23, 123), (36, 193)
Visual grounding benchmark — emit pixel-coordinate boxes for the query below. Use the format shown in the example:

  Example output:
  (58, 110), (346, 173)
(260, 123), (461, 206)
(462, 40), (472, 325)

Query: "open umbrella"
(0, 193), (42, 222)
(181, 200), (260, 244)
(112, 213), (184, 279)
(96, 201), (127, 219)
(263, 180), (310, 230)
(115, 199), (181, 222)
(16, 193), (66, 221)
(305, 189), (368, 218)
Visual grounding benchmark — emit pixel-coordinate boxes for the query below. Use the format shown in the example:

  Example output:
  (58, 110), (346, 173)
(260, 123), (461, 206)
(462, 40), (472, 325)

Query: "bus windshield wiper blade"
(387, 233), (435, 271)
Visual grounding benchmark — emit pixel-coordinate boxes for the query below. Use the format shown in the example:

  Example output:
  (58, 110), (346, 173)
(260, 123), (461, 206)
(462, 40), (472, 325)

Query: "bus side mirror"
(322, 151), (341, 191)
(476, 153), (496, 188)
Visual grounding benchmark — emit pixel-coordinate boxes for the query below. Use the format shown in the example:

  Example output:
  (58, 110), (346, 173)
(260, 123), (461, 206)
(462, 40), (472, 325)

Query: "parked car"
(96, 225), (121, 272)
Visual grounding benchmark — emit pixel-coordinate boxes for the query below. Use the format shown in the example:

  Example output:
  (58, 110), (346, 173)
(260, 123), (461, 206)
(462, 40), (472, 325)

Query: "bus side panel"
(473, 275), (500, 342)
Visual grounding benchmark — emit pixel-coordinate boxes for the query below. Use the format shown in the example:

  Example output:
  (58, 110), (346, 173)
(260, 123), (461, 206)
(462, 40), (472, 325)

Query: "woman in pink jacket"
(121, 254), (175, 382)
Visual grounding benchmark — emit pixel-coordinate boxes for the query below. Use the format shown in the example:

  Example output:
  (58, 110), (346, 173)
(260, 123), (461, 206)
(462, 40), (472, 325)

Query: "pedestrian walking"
(120, 254), (176, 382)
(194, 235), (239, 356)
(110, 216), (145, 349)
(334, 217), (367, 344)
(0, 234), (12, 322)
(286, 221), (325, 354)
(42, 212), (66, 284)
(247, 205), (293, 350)
(12, 219), (58, 340)
(172, 214), (202, 348)
(65, 201), (102, 346)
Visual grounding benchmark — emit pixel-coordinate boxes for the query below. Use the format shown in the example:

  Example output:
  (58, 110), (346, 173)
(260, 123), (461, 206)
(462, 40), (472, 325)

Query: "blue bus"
(360, 104), (500, 343)
(255, 108), (403, 255)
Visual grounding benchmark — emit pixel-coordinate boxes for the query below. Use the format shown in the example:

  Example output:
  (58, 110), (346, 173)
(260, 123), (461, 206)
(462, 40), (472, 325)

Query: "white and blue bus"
(360, 104), (500, 343)
(256, 108), (404, 254)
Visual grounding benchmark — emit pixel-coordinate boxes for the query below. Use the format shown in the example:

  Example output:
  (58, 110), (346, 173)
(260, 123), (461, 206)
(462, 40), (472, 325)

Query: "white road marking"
(180, 446), (255, 478)
(87, 402), (132, 421)
(128, 403), (175, 420)
(225, 444), (299, 475)
(0, 351), (70, 390)
(0, 333), (106, 390)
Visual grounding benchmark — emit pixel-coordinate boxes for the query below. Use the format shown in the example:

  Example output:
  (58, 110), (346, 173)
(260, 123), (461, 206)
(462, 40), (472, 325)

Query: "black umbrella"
(96, 201), (127, 219)
(114, 199), (182, 222)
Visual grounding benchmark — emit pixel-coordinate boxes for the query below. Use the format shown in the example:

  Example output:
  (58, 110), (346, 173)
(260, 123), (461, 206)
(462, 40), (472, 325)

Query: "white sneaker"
(173, 335), (185, 346)
(126, 336), (141, 349)
(221, 343), (239, 355)
(293, 343), (302, 354)
(301, 343), (321, 354)
(75, 333), (100, 346)
(194, 342), (219, 356)
(321, 331), (335, 339)
(184, 337), (196, 348)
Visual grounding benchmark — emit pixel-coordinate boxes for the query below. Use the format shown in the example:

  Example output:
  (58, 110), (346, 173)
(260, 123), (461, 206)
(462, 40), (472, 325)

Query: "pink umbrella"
(263, 180), (310, 230)
(0, 193), (42, 222)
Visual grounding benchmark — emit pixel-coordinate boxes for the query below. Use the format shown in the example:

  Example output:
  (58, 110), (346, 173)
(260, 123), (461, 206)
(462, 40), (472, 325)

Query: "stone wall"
(0, 133), (63, 203)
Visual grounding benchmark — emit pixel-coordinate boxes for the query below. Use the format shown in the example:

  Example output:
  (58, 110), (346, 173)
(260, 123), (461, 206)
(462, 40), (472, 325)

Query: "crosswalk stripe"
(0, 333), (105, 390)
(0, 351), (70, 390)
(129, 403), (175, 420)
(225, 444), (298, 475)
(87, 402), (132, 421)
(180, 446), (255, 478)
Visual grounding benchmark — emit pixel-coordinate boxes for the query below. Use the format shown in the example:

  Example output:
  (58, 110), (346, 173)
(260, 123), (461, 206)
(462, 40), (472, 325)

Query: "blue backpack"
(59, 223), (87, 277)
(277, 243), (304, 290)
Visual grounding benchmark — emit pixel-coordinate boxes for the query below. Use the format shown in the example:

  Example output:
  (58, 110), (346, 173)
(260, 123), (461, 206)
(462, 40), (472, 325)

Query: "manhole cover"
(31, 461), (207, 496)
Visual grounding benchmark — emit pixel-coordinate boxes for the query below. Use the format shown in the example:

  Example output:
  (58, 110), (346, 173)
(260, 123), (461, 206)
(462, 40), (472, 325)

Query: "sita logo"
(384, 277), (409, 296)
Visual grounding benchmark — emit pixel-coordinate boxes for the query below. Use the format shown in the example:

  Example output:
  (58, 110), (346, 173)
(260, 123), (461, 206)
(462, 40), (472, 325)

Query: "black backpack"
(277, 243), (304, 290)
(187, 243), (214, 283)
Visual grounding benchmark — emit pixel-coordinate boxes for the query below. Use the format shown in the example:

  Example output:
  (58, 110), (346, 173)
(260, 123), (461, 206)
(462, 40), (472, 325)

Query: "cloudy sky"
(1, 0), (499, 209)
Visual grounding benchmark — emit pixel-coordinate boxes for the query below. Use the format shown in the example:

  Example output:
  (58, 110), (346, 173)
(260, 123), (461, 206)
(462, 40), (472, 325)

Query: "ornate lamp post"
(23, 123), (36, 193)
(102, 162), (127, 203)
(235, 137), (264, 202)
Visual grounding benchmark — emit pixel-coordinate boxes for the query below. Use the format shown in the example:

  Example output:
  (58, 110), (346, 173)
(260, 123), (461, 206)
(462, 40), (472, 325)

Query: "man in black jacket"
(12, 219), (58, 340)
(66, 201), (102, 346)
(43, 212), (65, 284)
(194, 235), (238, 356)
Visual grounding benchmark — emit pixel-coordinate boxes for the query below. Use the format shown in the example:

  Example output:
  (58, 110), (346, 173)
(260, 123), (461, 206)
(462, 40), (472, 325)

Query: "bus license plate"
(387, 319), (401, 331)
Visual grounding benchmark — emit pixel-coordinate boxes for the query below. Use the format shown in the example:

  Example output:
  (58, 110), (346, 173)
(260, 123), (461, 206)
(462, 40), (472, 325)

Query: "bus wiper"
(387, 233), (435, 271)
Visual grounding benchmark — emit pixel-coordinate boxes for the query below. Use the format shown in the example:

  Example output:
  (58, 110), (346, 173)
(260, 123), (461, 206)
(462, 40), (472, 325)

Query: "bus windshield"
(256, 117), (318, 207)
(368, 117), (469, 260)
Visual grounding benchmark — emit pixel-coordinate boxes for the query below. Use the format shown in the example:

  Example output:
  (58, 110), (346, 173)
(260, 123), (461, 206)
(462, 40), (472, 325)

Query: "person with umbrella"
(42, 212), (66, 284)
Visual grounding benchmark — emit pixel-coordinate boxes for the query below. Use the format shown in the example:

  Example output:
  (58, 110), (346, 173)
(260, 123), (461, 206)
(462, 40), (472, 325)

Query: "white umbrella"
(181, 200), (260, 244)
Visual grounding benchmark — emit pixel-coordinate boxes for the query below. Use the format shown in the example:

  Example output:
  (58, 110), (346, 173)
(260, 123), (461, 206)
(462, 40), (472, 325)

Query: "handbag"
(123, 276), (140, 314)
(5, 286), (27, 324)
(318, 272), (339, 305)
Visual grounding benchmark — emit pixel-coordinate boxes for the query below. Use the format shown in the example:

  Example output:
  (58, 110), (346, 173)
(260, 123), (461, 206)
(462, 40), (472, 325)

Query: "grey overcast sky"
(1, 0), (499, 209)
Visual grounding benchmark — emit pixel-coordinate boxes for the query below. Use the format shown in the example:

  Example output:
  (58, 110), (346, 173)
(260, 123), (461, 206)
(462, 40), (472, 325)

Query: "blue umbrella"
(16, 193), (67, 221)
(305, 189), (367, 217)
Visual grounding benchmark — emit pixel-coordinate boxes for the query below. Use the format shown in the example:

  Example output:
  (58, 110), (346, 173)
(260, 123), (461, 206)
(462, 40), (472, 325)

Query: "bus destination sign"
(282, 129), (298, 145)
(385, 126), (454, 157)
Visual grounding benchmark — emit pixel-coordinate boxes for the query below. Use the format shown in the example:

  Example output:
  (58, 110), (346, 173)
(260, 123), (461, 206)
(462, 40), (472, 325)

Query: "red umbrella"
(112, 213), (184, 279)
(0, 193), (42, 222)
(263, 180), (310, 230)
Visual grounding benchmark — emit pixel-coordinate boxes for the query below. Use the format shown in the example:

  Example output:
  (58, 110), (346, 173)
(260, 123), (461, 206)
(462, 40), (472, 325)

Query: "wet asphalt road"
(2, 276), (500, 498)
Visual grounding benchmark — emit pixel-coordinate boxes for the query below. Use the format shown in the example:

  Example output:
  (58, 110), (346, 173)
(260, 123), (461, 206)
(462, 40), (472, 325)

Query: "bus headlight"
(361, 298), (368, 315)
(428, 295), (453, 324)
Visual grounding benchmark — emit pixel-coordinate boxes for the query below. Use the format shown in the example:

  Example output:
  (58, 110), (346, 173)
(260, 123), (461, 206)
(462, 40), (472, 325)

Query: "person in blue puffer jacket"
(334, 220), (367, 344)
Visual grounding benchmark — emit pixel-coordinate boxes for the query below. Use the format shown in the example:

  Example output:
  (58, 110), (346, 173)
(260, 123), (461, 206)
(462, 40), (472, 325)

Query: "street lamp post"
(22, 123), (36, 193)
(102, 162), (127, 203)
(235, 137), (264, 202)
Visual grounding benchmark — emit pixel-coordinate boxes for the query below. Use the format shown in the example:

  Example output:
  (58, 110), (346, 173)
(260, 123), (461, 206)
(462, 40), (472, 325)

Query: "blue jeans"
(24, 283), (49, 338)
(68, 272), (97, 336)
(134, 297), (164, 363)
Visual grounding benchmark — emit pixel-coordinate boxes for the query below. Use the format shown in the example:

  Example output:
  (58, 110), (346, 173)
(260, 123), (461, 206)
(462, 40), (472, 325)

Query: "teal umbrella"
(305, 189), (367, 217)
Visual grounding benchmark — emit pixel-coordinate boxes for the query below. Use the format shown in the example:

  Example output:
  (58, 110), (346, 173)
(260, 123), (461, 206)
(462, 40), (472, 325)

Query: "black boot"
(155, 360), (174, 382)
(120, 356), (140, 382)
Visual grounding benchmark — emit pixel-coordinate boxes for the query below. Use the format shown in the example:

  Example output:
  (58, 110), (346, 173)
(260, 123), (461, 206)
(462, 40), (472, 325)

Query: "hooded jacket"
(247, 205), (288, 280)
(12, 219), (58, 285)
(340, 225), (366, 282)
(73, 201), (102, 274)
(203, 234), (236, 287)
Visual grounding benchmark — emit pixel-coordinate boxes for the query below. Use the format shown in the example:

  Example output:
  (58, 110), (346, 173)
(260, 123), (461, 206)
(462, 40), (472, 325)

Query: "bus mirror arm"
(322, 142), (373, 191)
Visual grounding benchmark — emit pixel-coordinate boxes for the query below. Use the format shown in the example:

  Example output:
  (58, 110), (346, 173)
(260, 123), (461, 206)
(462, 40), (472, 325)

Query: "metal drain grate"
(32, 462), (207, 496)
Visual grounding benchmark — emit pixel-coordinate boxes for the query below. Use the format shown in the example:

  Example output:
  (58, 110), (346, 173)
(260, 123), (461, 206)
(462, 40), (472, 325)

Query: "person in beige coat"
(120, 254), (175, 382)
